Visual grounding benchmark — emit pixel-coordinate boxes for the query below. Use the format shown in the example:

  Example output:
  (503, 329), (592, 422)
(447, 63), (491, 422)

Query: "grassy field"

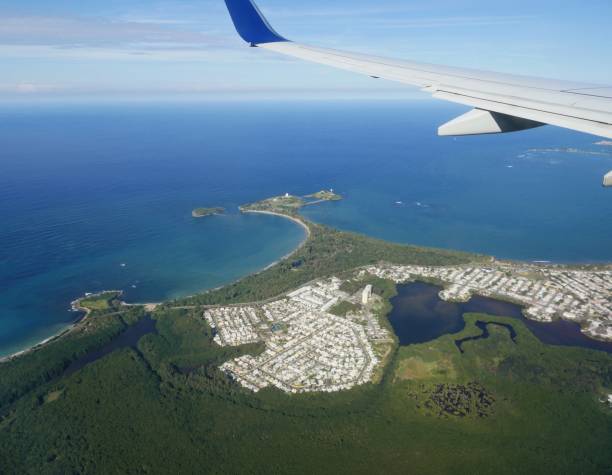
(305, 190), (343, 201)
(78, 291), (122, 312)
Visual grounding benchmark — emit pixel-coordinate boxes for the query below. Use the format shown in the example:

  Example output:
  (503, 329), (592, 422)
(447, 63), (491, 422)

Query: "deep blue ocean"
(1, 100), (611, 356)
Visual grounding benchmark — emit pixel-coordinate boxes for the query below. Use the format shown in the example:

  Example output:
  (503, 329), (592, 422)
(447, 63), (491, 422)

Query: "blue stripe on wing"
(224, 0), (287, 45)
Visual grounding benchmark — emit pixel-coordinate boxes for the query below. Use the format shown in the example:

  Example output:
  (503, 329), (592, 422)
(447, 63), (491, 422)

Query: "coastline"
(3, 205), (610, 364)
(0, 326), (75, 364)
(0, 318), (82, 364)
(0, 291), (123, 364)
(0, 211), (311, 364)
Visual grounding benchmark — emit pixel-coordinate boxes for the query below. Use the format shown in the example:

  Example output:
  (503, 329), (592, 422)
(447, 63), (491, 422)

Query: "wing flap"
(433, 90), (612, 139)
(438, 109), (544, 136)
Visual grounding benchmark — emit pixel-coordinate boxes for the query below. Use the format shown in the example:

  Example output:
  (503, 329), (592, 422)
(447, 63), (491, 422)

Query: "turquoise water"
(1, 100), (610, 356)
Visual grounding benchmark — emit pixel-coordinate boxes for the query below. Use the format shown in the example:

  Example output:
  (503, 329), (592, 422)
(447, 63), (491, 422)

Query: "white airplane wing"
(224, 0), (612, 185)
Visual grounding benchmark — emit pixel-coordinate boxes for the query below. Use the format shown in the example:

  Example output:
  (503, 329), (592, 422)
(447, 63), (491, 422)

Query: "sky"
(1, 0), (611, 99)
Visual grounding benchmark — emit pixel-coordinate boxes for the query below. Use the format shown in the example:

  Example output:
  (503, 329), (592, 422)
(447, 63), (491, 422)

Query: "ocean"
(1, 99), (611, 356)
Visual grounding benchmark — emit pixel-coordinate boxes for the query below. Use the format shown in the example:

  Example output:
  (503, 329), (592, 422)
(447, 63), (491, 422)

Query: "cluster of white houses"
(366, 263), (612, 341)
(205, 278), (392, 394)
(204, 307), (263, 347)
(204, 262), (611, 394)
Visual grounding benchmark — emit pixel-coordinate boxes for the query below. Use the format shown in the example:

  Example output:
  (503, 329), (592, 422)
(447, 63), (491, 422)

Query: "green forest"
(1, 302), (611, 474)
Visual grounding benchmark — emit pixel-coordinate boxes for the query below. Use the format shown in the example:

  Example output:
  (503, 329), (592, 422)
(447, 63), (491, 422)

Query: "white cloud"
(372, 15), (536, 29)
(267, 5), (424, 19)
(0, 82), (64, 94)
(0, 14), (252, 62)
(0, 43), (259, 62)
(0, 15), (228, 47)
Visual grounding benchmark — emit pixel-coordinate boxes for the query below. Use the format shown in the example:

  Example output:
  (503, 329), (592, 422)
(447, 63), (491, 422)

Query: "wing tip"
(224, 0), (287, 45)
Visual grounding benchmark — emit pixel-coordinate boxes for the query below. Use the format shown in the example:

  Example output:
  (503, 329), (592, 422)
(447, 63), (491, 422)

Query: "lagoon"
(388, 282), (612, 353)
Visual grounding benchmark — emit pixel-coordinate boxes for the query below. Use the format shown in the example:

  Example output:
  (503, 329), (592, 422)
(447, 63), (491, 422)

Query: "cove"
(388, 282), (612, 353)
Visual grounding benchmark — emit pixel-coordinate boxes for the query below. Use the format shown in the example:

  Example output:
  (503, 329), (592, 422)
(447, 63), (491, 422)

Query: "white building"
(362, 285), (373, 305)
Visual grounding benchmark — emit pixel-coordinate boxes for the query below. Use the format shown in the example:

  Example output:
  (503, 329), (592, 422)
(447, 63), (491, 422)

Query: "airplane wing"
(224, 0), (612, 185)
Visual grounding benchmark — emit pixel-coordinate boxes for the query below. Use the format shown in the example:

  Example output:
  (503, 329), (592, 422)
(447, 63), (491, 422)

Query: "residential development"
(204, 278), (392, 394)
(366, 263), (612, 341)
(203, 261), (610, 395)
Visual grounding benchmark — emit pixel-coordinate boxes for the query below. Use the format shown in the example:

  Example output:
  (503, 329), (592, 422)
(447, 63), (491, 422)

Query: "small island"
(192, 207), (225, 218)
